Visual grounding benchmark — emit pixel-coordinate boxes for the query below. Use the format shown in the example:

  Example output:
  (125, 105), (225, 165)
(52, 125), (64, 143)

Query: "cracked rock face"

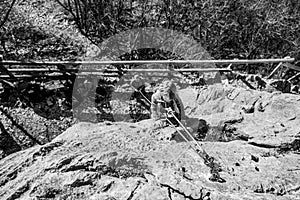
(0, 85), (300, 199)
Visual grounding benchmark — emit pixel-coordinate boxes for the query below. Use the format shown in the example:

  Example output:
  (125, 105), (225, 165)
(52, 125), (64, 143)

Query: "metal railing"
(0, 56), (298, 80)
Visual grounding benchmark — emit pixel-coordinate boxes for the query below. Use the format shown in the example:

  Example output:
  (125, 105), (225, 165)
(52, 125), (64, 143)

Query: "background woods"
(53, 0), (300, 60)
(0, 0), (299, 63)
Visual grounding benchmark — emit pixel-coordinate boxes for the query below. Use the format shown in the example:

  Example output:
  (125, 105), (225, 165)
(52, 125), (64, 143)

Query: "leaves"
(0, 0), (299, 70)
(0, 0), (17, 29)
(0, 0), (88, 60)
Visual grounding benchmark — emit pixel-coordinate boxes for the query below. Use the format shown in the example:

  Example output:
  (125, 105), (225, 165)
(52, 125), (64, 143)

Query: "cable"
(134, 86), (212, 162)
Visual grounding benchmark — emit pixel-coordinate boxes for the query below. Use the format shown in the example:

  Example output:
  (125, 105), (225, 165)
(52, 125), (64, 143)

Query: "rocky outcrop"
(0, 118), (299, 200)
(181, 84), (300, 147)
(0, 85), (300, 199)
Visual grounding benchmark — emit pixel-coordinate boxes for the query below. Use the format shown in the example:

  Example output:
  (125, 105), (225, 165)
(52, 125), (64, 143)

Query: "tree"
(0, 0), (17, 55)
(0, 0), (87, 60)
(0, 0), (17, 29)
(54, 0), (300, 61)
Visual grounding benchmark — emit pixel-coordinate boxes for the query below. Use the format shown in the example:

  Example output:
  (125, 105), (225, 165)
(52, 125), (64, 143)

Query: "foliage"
(0, 0), (87, 60)
(0, 0), (17, 29)
(0, 0), (299, 68)
(54, 0), (300, 61)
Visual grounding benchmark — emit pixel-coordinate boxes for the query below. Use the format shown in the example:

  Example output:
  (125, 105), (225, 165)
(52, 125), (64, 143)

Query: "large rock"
(0, 85), (300, 199)
(0, 118), (299, 199)
(180, 85), (300, 146)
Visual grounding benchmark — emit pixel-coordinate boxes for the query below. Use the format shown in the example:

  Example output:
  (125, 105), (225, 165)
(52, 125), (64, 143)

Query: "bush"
(55, 0), (300, 60)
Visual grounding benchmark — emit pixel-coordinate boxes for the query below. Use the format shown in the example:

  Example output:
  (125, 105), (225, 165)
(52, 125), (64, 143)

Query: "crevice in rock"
(100, 181), (114, 192)
(248, 142), (279, 149)
(196, 150), (225, 183)
(126, 181), (142, 200)
(69, 179), (94, 187)
(0, 170), (18, 187)
(160, 183), (209, 200)
(167, 187), (173, 200)
(6, 180), (31, 200)
(32, 187), (61, 199)
(45, 155), (77, 172)
(1, 141), (66, 189)
(29, 183), (62, 199)
(287, 185), (300, 193)
(32, 141), (64, 160)
(0, 156), (37, 188)
(253, 183), (289, 196)
(195, 119), (248, 143)
(54, 156), (75, 169)
(278, 139), (300, 154)
(61, 160), (146, 180)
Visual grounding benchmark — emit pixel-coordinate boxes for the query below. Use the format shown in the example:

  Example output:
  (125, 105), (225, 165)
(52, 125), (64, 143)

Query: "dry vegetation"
(0, 1), (300, 199)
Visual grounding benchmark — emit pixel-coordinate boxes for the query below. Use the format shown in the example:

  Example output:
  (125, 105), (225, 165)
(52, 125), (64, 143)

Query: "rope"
(134, 86), (225, 182)
(134, 86), (209, 160)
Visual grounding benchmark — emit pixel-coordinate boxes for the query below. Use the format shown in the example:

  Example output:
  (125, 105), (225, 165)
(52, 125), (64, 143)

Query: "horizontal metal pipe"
(0, 74), (120, 79)
(0, 72), (187, 78)
(288, 72), (300, 81)
(282, 63), (300, 71)
(7, 68), (63, 72)
(1, 58), (295, 66)
(6, 68), (231, 73)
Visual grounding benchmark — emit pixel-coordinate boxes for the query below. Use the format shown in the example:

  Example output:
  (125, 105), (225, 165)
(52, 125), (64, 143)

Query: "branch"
(0, 0), (17, 29)
(54, 0), (96, 45)
(54, 0), (78, 24)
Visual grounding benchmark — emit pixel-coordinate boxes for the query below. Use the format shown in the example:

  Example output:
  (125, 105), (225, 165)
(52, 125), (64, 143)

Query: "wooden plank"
(102, 68), (231, 72)
(288, 72), (300, 82)
(0, 74), (119, 79)
(267, 62), (282, 79)
(0, 73), (181, 79)
(227, 63), (233, 70)
(7, 68), (63, 72)
(1, 58), (295, 66)
(282, 63), (300, 71)
(7, 67), (232, 73)
(0, 55), (15, 78)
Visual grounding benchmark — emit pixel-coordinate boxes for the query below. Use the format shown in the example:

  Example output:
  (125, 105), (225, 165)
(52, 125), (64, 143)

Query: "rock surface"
(0, 85), (300, 199)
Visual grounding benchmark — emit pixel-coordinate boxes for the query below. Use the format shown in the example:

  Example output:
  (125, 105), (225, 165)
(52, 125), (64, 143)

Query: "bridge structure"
(0, 57), (297, 82)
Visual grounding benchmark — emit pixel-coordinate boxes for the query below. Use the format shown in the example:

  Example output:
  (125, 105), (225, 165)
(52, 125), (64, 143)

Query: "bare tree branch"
(0, 0), (17, 29)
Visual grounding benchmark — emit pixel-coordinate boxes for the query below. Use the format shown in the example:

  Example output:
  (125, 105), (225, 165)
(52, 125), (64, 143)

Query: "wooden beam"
(282, 63), (300, 71)
(102, 68), (231, 72)
(6, 68), (229, 72)
(288, 72), (300, 82)
(267, 62), (283, 79)
(7, 68), (64, 72)
(6, 67), (232, 73)
(227, 63), (233, 70)
(0, 55), (15, 78)
(0, 74), (119, 79)
(1, 58), (295, 66)
(0, 73), (182, 79)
